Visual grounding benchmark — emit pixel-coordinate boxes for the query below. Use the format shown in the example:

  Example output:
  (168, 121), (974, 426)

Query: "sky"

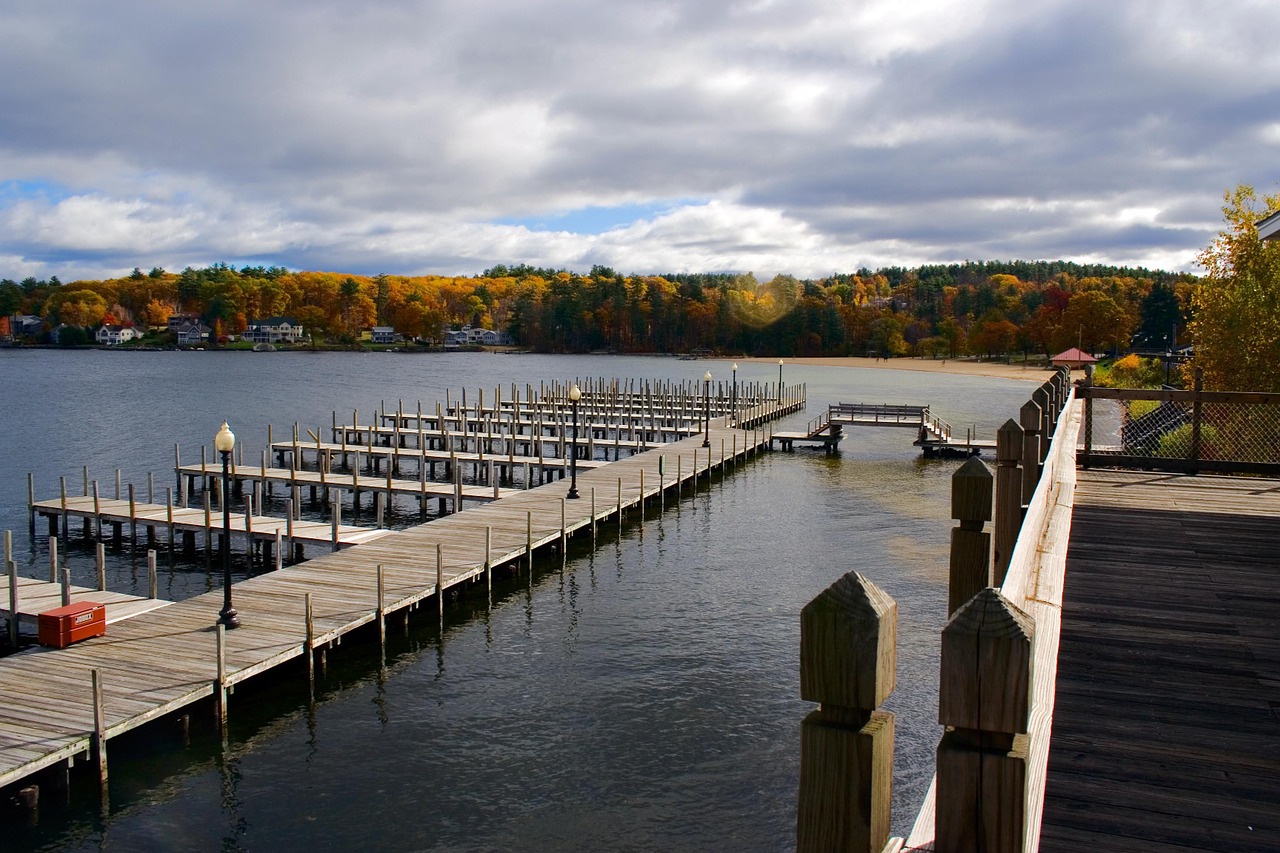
(1, 0), (1277, 283)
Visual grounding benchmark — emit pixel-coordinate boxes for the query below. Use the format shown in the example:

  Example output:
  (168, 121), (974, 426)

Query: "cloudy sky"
(1, 0), (1276, 282)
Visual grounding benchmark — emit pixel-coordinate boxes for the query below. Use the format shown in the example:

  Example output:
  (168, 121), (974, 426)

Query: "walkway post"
(797, 571), (896, 853)
(948, 457), (992, 616)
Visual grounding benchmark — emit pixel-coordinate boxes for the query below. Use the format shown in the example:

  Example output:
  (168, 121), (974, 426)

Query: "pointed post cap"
(951, 456), (992, 523)
(939, 588), (1033, 733)
(800, 571), (897, 710)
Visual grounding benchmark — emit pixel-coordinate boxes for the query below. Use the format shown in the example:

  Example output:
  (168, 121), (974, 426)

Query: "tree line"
(1, 259), (1194, 360)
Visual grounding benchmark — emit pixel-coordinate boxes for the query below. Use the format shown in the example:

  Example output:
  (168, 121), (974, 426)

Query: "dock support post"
(948, 457), (993, 616)
(797, 571), (896, 853)
(526, 512), (533, 572)
(376, 564), (386, 660)
(304, 593), (315, 697)
(60, 568), (71, 607)
(436, 544), (445, 622)
(215, 624), (228, 732)
(8, 531), (19, 649)
(49, 535), (58, 583)
(331, 489), (340, 552)
(994, 419), (1024, 586)
(91, 669), (108, 798)
(274, 529), (283, 572)
(28, 473), (36, 536)
(60, 477), (68, 540)
(936, 589), (1033, 853)
(485, 526), (492, 599)
(617, 477), (624, 530)
(96, 541), (106, 590)
(590, 488), (597, 542)
(147, 550), (158, 599)
(560, 498), (567, 551)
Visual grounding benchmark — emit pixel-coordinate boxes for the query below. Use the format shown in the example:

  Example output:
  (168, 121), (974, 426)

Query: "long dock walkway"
(2, 577), (172, 626)
(1040, 469), (1280, 852)
(0, 418), (779, 792)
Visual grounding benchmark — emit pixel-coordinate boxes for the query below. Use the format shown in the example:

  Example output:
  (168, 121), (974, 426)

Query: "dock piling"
(948, 457), (993, 616)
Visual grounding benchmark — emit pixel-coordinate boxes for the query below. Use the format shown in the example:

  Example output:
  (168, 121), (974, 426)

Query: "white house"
(444, 325), (509, 347)
(96, 325), (140, 346)
(244, 316), (305, 344)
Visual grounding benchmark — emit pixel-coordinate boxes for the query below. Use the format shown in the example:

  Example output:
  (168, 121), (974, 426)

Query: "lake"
(0, 349), (1035, 851)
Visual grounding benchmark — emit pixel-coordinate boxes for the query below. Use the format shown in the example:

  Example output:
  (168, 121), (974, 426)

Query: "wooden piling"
(215, 624), (228, 730)
(61, 568), (71, 607)
(797, 571), (896, 853)
(304, 592), (315, 696)
(49, 535), (58, 583)
(376, 564), (386, 657)
(148, 550), (158, 599)
(96, 541), (106, 590)
(948, 457), (993, 616)
(436, 544), (444, 619)
(7, 531), (18, 648)
(90, 669), (108, 794)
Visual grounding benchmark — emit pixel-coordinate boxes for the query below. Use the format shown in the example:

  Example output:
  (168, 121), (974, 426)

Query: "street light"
(731, 362), (738, 427)
(778, 358), (784, 402)
(214, 421), (240, 629)
(567, 383), (581, 499)
(702, 371), (712, 448)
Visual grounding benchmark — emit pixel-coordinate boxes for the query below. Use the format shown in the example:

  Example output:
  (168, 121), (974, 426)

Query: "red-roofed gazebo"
(1051, 347), (1098, 370)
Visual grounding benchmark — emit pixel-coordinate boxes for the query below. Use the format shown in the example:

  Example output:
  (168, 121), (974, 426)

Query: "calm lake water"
(0, 349), (1035, 851)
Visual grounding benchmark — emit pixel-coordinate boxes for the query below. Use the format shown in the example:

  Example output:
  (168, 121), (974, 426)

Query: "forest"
(0, 259), (1193, 360)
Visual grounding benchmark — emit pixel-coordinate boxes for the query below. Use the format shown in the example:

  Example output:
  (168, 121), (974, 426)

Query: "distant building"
(175, 321), (212, 346)
(243, 317), (305, 344)
(1050, 347), (1098, 370)
(444, 325), (510, 347)
(1258, 209), (1280, 242)
(96, 325), (140, 346)
(369, 326), (404, 344)
(167, 314), (201, 333)
(9, 315), (44, 338)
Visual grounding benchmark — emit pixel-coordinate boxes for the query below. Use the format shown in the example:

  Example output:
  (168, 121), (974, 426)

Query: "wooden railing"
(796, 368), (1078, 853)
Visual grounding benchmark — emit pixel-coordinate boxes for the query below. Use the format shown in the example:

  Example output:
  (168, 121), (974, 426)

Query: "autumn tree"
(1188, 185), (1280, 391)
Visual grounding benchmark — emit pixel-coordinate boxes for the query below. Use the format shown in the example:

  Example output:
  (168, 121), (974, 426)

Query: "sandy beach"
(741, 355), (1061, 382)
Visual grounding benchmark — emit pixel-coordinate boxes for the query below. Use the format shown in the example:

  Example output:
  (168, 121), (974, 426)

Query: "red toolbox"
(38, 602), (106, 648)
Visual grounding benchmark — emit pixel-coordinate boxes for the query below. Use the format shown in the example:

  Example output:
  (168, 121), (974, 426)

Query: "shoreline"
(741, 355), (1061, 382)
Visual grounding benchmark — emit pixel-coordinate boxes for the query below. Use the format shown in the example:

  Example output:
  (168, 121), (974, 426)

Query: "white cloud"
(0, 0), (1273, 281)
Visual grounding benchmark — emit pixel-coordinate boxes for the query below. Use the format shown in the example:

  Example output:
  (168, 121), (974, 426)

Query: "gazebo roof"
(1050, 347), (1098, 364)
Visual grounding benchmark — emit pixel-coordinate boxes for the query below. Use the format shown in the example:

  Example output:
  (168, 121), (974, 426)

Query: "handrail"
(903, 390), (1080, 853)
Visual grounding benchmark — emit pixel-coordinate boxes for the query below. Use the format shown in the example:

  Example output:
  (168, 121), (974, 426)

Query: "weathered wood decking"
(1040, 470), (1280, 852)
(0, 419), (778, 792)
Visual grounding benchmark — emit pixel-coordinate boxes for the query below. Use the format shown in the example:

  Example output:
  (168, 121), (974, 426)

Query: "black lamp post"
(731, 362), (738, 427)
(702, 371), (712, 448)
(778, 358), (784, 402)
(567, 383), (581, 499)
(215, 421), (240, 629)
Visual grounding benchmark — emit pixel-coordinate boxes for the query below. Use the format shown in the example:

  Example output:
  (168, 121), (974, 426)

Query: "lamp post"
(731, 362), (738, 427)
(215, 421), (240, 629)
(567, 383), (581, 499)
(778, 358), (784, 402)
(702, 371), (712, 448)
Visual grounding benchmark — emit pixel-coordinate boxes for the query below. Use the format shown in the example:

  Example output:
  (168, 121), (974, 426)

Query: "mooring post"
(7, 531), (19, 649)
(330, 489), (340, 552)
(91, 669), (108, 796)
(936, 588), (1033, 853)
(214, 623), (228, 731)
(485, 526), (493, 598)
(526, 511), (533, 572)
(436, 544), (445, 621)
(49, 534), (58, 583)
(27, 472), (35, 536)
(797, 571), (896, 853)
(948, 457), (993, 616)
(376, 564), (386, 658)
(994, 419), (1024, 586)
(96, 541), (106, 591)
(304, 592), (315, 697)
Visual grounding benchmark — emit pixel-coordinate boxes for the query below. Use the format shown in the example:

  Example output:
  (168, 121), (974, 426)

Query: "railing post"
(1018, 400), (1041, 505)
(948, 457), (992, 616)
(994, 419), (1024, 586)
(1190, 367), (1203, 472)
(936, 588), (1033, 853)
(797, 571), (896, 853)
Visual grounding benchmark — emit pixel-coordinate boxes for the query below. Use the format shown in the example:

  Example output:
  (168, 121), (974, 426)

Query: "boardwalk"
(0, 417), (780, 793)
(1040, 470), (1280, 852)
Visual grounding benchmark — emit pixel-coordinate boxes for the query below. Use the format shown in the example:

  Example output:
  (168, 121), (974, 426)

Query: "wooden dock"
(3, 576), (172, 626)
(0, 385), (802, 798)
(1039, 470), (1280, 852)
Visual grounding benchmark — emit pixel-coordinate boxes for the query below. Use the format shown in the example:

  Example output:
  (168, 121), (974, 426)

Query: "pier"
(0, 378), (805, 800)
(774, 401), (997, 456)
(796, 367), (1280, 853)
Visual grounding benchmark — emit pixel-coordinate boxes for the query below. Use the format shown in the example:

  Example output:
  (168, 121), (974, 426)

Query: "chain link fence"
(1083, 388), (1280, 472)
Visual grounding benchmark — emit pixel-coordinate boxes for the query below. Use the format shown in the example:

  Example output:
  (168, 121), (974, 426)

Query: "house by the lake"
(243, 317), (305, 344)
(444, 325), (510, 347)
(369, 326), (404, 344)
(96, 325), (140, 346)
(175, 321), (212, 346)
